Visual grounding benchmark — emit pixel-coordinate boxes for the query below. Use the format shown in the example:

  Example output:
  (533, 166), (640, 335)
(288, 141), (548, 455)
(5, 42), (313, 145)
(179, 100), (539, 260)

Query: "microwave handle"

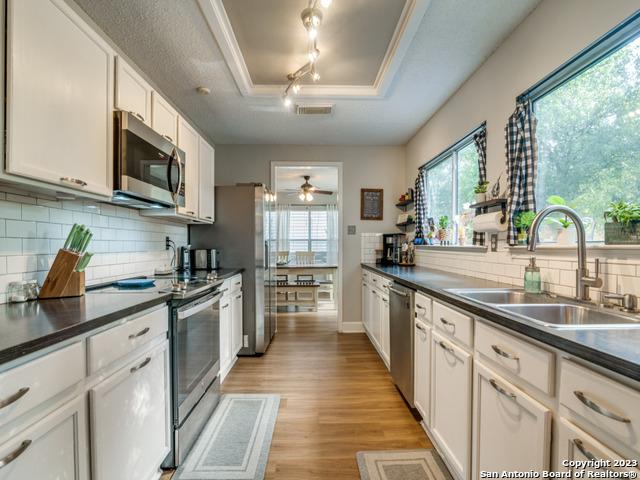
(167, 147), (183, 202)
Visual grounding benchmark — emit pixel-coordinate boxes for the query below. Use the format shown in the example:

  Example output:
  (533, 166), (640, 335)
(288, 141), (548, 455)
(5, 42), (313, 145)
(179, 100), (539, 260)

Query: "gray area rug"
(357, 450), (454, 480)
(175, 394), (280, 480)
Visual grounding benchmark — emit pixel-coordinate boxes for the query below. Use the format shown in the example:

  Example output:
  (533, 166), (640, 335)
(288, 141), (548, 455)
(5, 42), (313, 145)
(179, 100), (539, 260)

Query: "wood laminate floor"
(162, 311), (430, 479)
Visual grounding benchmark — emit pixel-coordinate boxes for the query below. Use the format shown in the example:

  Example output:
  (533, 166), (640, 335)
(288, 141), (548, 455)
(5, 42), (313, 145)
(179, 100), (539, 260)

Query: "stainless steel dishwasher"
(389, 282), (414, 407)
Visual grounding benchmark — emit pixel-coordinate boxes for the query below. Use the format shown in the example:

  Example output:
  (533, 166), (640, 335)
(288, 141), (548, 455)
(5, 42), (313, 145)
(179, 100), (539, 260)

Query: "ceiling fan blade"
(314, 190), (334, 195)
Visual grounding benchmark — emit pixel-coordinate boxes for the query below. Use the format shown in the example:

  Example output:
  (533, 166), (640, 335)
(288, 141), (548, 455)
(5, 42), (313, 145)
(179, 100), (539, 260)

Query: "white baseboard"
(341, 321), (365, 333)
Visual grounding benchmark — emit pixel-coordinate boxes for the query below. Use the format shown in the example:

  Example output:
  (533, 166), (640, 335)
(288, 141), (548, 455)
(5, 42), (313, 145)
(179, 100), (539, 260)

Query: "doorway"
(271, 162), (343, 331)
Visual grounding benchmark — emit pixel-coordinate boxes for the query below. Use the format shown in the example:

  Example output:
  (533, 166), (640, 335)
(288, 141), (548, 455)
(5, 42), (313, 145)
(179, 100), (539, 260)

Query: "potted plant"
(604, 201), (640, 245)
(546, 195), (574, 245)
(473, 181), (490, 203)
(437, 215), (449, 243)
(514, 210), (536, 245)
(426, 230), (434, 245)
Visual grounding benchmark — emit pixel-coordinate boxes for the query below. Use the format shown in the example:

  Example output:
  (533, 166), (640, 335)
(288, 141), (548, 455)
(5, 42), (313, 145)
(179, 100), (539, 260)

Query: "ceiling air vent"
(295, 104), (334, 116)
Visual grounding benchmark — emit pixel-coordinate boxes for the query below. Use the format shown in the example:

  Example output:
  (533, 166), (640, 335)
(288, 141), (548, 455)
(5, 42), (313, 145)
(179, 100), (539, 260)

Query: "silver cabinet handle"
(128, 327), (150, 340)
(415, 322), (426, 332)
(205, 216), (213, 219)
(60, 177), (87, 187)
(491, 344), (519, 361)
(235, 294), (242, 300)
(440, 317), (456, 331)
(0, 387), (29, 410)
(573, 391), (631, 423)
(489, 378), (517, 400)
(186, 211), (195, 215)
(222, 304), (230, 309)
(572, 439), (596, 461)
(388, 287), (408, 297)
(438, 340), (454, 354)
(0, 440), (31, 468)
(129, 111), (145, 122)
(130, 357), (151, 373)
(163, 134), (174, 143)
(416, 304), (426, 311)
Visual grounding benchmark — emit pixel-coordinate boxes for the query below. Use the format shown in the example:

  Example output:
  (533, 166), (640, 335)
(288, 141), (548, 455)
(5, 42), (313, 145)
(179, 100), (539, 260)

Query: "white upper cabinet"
(6, 0), (114, 197)
(198, 137), (215, 222)
(151, 92), (178, 143)
(177, 117), (199, 217)
(115, 57), (152, 126)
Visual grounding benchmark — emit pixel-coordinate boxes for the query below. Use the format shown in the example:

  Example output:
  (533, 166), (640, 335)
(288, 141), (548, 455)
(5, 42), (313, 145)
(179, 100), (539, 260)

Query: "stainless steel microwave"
(113, 111), (185, 208)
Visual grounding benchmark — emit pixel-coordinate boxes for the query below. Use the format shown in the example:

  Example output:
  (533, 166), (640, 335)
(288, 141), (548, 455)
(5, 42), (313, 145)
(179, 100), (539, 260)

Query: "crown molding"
(198, 0), (431, 99)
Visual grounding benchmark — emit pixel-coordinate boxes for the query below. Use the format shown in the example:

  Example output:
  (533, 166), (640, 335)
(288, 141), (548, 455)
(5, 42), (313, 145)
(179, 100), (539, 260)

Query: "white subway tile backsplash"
(0, 186), (187, 303)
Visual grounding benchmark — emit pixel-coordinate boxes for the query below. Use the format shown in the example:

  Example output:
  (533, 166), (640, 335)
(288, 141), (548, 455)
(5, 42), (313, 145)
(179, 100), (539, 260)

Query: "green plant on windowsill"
(437, 215), (449, 242)
(514, 210), (537, 245)
(473, 181), (489, 194)
(545, 195), (572, 228)
(604, 201), (640, 245)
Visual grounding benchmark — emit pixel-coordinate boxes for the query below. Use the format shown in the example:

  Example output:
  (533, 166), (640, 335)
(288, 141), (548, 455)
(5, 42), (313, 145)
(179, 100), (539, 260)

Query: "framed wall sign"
(361, 188), (383, 220)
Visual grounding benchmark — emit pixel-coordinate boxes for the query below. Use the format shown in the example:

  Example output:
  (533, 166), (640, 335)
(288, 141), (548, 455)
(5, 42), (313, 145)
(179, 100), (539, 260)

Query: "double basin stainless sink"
(446, 289), (640, 329)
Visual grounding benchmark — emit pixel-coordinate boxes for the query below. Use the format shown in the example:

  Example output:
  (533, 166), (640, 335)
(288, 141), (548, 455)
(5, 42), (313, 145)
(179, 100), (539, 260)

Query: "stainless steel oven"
(113, 110), (185, 208)
(167, 290), (223, 467)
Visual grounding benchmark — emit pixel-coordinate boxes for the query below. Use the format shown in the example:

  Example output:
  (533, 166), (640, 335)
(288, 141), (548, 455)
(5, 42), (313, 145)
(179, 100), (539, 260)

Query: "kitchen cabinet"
(430, 330), (472, 480)
(0, 394), (89, 480)
(90, 340), (171, 480)
(232, 290), (244, 356)
(370, 288), (382, 351)
(115, 56), (153, 126)
(362, 280), (371, 334)
(380, 292), (390, 368)
(6, 0), (114, 198)
(198, 137), (215, 223)
(151, 92), (178, 143)
(556, 417), (639, 475)
(414, 319), (431, 424)
(219, 296), (233, 382)
(177, 117), (200, 218)
(471, 361), (551, 479)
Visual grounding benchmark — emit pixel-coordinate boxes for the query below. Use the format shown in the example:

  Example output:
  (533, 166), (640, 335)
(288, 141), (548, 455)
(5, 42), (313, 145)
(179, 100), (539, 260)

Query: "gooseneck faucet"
(527, 205), (602, 302)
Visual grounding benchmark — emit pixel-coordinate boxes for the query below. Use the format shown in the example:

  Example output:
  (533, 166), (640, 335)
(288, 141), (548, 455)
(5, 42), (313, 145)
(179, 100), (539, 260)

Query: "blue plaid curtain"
(505, 100), (538, 245)
(472, 127), (487, 246)
(414, 169), (427, 239)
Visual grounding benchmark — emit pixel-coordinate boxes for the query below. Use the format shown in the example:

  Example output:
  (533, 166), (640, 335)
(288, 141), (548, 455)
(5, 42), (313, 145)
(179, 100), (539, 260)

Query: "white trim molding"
(198, 0), (431, 99)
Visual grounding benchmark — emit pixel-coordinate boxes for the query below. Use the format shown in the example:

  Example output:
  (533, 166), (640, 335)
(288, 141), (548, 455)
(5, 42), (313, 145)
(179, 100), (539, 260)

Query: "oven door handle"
(177, 292), (223, 320)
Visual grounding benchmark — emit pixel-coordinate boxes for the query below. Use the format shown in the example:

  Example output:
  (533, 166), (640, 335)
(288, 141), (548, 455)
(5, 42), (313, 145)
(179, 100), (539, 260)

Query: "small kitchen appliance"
(191, 248), (221, 271)
(381, 233), (406, 265)
(178, 245), (191, 272)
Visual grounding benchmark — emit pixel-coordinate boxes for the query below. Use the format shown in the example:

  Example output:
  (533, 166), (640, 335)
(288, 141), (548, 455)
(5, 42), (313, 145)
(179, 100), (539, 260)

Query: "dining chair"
(295, 252), (315, 265)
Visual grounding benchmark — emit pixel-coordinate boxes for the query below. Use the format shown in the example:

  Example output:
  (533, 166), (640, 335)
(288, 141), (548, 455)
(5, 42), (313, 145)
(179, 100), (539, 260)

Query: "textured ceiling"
(222, 0), (407, 85)
(73, 0), (540, 145)
(275, 165), (338, 192)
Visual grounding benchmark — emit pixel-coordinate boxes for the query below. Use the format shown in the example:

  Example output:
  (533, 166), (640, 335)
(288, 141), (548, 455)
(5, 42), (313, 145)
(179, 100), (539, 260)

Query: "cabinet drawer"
(362, 270), (370, 282)
(0, 342), (84, 428)
(433, 301), (473, 349)
(414, 292), (432, 324)
(560, 359), (640, 455)
(221, 274), (242, 296)
(475, 321), (554, 395)
(87, 306), (168, 374)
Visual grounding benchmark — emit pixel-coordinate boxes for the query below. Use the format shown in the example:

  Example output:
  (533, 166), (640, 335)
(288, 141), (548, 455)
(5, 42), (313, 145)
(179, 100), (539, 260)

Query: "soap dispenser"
(524, 257), (541, 294)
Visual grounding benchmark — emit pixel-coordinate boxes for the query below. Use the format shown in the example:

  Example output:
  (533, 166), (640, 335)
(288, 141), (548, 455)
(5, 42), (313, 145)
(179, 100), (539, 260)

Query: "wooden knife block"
(39, 250), (86, 299)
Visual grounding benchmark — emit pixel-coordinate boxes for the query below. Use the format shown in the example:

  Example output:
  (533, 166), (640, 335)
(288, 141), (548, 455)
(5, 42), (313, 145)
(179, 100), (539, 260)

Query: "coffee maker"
(381, 233), (405, 265)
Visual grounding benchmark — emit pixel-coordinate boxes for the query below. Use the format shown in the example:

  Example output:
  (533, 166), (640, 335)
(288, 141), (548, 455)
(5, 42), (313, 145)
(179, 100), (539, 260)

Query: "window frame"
(419, 123), (485, 235)
(288, 204), (329, 255)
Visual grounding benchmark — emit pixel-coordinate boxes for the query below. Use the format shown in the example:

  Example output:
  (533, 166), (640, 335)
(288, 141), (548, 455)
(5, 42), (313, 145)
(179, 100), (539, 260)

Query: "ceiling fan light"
(308, 48), (319, 63)
(283, 95), (292, 108)
(321, 0), (332, 7)
(312, 72), (320, 82)
(298, 193), (305, 201)
(306, 192), (313, 201)
(307, 27), (318, 40)
(292, 83), (301, 94)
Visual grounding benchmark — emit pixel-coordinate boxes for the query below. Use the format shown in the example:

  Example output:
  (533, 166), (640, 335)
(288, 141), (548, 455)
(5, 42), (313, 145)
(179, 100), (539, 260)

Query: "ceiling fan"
(285, 175), (333, 201)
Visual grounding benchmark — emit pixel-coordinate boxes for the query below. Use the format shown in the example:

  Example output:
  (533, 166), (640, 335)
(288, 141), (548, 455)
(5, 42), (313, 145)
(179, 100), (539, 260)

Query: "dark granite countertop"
(0, 268), (244, 368)
(362, 263), (640, 383)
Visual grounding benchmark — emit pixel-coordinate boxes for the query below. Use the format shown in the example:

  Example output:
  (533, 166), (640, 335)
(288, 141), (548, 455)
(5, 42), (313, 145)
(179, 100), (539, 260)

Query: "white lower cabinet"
(0, 394), (89, 480)
(414, 319), (431, 424)
(90, 341), (170, 480)
(370, 288), (382, 350)
(430, 330), (473, 480)
(556, 417), (640, 474)
(380, 293), (390, 368)
(232, 290), (244, 356)
(362, 281), (371, 333)
(471, 361), (551, 479)
(219, 295), (233, 381)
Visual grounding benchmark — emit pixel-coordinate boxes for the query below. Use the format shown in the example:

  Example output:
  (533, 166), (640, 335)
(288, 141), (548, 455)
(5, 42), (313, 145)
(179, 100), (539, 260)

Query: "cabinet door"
(198, 138), (215, 222)
(556, 418), (639, 475)
(472, 361), (551, 479)
(414, 321), (431, 424)
(219, 297), (232, 380)
(430, 330), (472, 480)
(232, 291), (243, 356)
(6, 0), (114, 197)
(370, 289), (382, 349)
(177, 117), (199, 218)
(381, 294), (390, 368)
(90, 341), (170, 480)
(151, 92), (178, 142)
(115, 56), (152, 126)
(361, 282), (370, 333)
(0, 395), (89, 480)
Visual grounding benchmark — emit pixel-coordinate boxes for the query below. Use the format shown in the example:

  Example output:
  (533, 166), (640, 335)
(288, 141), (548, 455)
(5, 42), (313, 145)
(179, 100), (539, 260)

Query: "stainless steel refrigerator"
(189, 184), (277, 355)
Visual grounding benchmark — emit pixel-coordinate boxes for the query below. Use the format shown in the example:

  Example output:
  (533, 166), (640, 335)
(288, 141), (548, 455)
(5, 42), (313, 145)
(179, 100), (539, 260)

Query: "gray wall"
(215, 144), (406, 328)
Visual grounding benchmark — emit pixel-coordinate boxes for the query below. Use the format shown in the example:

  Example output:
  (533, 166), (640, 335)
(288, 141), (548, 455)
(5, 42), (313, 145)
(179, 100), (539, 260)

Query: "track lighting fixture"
(282, 0), (332, 108)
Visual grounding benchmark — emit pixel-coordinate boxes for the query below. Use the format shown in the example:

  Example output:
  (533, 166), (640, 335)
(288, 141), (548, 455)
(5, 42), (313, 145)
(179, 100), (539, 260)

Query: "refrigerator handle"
(264, 241), (269, 270)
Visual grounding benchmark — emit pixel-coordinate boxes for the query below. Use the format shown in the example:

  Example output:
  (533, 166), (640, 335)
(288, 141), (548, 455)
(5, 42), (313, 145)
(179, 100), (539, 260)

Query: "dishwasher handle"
(388, 287), (408, 297)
